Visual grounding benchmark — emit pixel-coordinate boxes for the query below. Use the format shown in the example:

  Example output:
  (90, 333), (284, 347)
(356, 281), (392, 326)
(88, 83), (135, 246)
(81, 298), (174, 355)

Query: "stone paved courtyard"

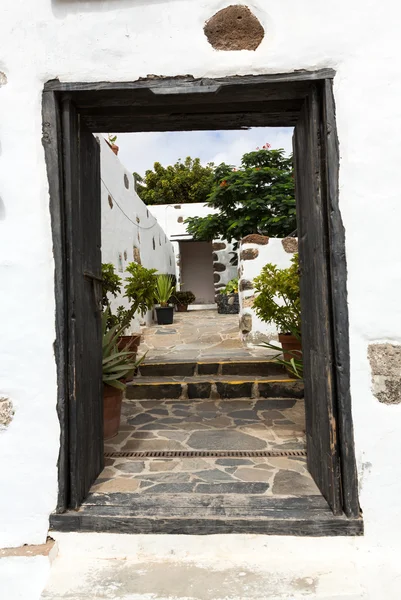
(138, 310), (270, 361)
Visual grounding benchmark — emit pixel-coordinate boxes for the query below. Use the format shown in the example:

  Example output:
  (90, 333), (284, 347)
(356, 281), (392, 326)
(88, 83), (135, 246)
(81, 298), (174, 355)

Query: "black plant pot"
(155, 305), (174, 325)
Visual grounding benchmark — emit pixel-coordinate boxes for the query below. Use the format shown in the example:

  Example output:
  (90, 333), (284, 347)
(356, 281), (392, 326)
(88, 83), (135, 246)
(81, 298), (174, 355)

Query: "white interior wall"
(0, 0), (401, 596)
(100, 136), (175, 331)
(239, 238), (296, 344)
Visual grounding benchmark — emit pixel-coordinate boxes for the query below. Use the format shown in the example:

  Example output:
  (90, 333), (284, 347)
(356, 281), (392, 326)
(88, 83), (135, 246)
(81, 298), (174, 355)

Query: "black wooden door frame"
(42, 70), (360, 521)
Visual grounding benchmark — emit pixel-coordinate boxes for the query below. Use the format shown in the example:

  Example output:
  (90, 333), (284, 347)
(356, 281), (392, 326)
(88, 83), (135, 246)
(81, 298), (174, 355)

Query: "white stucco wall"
(100, 136), (175, 331)
(149, 203), (218, 242)
(1, 0), (401, 597)
(239, 237), (297, 344)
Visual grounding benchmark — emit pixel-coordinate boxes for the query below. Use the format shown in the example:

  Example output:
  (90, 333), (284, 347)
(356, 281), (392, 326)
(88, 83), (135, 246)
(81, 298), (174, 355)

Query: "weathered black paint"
(293, 85), (342, 514)
(49, 493), (363, 536)
(62, 98), (104, 508)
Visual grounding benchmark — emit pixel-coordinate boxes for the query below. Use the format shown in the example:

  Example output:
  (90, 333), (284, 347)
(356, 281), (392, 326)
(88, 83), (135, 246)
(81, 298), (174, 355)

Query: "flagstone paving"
(92, 455), (319, 496)
(138, 310), (271, 361)
(96, 396), (316, 497)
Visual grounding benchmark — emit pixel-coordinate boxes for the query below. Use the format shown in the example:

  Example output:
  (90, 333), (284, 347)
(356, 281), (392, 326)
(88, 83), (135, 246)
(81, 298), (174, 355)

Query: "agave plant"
(102, 311), (145, 390)
(259, 326), (303, 379)
(154, 274), (175, 307)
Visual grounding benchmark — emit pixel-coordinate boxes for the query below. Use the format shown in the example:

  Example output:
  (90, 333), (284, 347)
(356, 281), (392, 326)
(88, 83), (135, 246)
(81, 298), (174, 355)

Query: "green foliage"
(102, 311), (145, 391)
(124, 262), (158, 316)
(102, 263), (122, 309)
(108, 134), (117, 144)
(174, 290), (196, 306)
(136, 157), (215, 205)
(185, 148), (295, 242)
(260, 340), (303, 379)
(154, 274), (175, 307)
(221, 278), (239, 295)
(253, 254), (300, 334)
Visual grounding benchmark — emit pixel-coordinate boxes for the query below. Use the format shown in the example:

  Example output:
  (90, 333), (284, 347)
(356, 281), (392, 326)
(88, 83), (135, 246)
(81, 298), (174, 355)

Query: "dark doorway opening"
(179, 241), (215, 306)
(43, 71), (362, 535)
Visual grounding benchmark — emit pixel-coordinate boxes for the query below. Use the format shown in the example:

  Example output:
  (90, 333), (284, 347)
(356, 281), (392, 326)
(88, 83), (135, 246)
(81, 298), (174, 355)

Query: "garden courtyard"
(137, 309), (269, 361)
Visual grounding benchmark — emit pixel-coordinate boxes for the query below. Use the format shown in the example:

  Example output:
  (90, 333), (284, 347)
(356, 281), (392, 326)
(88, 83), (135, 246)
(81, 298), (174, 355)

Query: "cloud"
(113, 127), (293, 177)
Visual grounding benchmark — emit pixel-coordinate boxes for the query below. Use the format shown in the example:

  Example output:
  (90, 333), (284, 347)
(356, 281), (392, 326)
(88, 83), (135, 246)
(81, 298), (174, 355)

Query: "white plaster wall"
(149, 202), (219, 241)
(100, 136), (175, 331)
(239, 238), (296, 344)
(0, 0), (401, 595)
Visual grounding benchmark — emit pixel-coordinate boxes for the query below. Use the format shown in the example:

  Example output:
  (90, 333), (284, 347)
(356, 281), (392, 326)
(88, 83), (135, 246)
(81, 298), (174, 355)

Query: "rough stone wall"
(212, 240), (238, 300)
(238, 237), (297, 345)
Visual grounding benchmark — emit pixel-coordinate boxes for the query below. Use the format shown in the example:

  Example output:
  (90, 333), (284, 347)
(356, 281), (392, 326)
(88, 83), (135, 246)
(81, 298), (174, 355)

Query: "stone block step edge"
(125, 379), (304, 401)
(138, 360), (286, 377)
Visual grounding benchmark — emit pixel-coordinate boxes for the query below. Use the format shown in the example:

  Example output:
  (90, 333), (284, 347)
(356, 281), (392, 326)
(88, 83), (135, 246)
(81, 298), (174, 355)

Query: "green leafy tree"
(136, 157), (214, 205)
(185, 147), (296, 242)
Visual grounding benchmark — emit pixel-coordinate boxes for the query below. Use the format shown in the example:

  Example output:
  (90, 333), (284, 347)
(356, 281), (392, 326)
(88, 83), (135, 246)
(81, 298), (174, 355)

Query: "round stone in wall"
(240, 248), (259, 261)
(214, 273), (221, 283)
(108, 194), (113, 209)
(177, 216), (184, 223)
(241, 234), (269, 245)
(213, 262), (226, 272)
(282, 237), (298, 253)
(204, 5), (265, 51)
(240, 313), (252, 334)
(212, 242), (226, 251)
(239, 279), (253, 292)
(124, 174), (129, 189)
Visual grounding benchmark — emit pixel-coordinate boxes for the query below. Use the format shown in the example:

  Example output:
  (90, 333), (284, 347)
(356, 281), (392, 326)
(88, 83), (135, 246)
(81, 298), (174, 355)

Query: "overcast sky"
(113, 127), (293, 177)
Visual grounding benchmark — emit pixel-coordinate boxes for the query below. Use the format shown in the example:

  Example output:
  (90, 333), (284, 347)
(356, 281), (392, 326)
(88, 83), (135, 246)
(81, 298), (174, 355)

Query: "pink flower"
(262, 143), (271, 149)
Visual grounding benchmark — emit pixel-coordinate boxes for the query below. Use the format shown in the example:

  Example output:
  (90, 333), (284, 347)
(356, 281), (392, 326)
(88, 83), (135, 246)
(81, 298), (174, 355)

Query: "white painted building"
(100, 137), (175, 330)
(1, 1), (401, 599)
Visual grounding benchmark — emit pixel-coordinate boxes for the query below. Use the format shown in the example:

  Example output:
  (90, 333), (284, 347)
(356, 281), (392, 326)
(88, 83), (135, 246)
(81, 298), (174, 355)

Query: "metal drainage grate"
(104, 450), (306, 459)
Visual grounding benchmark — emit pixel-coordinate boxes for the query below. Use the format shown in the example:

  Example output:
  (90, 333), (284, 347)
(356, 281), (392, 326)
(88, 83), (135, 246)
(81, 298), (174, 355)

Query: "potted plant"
(216, 278), (239, 314)
(106, 133), (119, 155)
(102, 311), (145, 439)
(122, 262), (158, 350)
(102, 263), (142, 359)
(174, 290), (196, 312)
(154, 274), (175, 324)
(253, 253), (302, 361)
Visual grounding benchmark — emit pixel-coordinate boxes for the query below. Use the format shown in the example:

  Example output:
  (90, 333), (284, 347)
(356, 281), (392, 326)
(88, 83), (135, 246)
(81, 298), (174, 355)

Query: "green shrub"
(102, 263), (122, 309)
(221, 278), (238, 295)
(124, 262), (158, 316)
(253, 254), (300, 334)
(174, 290), (196, 306)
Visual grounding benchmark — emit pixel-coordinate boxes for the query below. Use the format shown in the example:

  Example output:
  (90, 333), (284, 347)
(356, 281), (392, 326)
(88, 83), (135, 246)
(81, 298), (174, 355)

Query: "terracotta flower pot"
(278, 333), (302, 363)
(118, 334), (141, 355)
(117, 334), (141, 382)
(103, 384), (123, 440)
(176, 303), (188, 312)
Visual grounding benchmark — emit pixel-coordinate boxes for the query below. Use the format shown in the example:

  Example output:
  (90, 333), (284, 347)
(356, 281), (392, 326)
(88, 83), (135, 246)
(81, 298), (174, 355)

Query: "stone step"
(138, 358), (286, 378)
(126, 375), (303, 401)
